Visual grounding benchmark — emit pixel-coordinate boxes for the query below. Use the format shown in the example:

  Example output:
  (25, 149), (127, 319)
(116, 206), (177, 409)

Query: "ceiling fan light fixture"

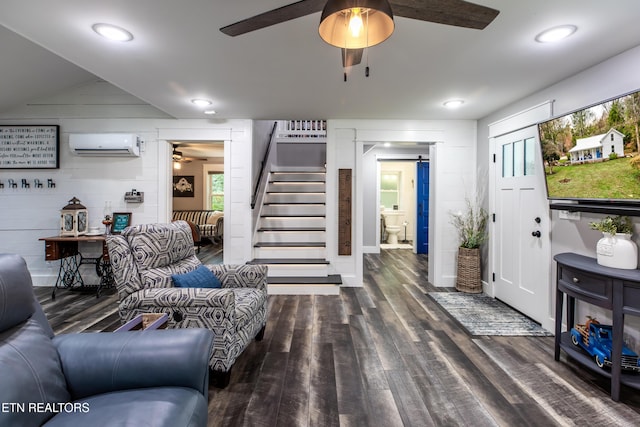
(319, 0), (394, 49)
(172, 144), (183, 161)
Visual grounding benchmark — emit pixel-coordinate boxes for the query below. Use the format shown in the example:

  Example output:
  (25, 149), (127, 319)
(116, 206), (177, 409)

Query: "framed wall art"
(0, 125), (59, 169)
(111, 212), (132, 234)
(173, 175), (195, 198)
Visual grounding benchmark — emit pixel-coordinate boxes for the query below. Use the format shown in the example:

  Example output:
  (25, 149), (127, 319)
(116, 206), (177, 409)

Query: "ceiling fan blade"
(220, 0), (327, 36)
(389, 0), (499, 30)
(342, 48), (363, 68)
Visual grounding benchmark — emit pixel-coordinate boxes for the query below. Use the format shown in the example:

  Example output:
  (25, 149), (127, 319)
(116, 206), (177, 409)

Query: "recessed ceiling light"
(204, 109), (217, 115)
(92, 23), (134, 42)
(535, 25), (577, 43)
(443, 99), (464, 109)
(191, 99), (212, 107)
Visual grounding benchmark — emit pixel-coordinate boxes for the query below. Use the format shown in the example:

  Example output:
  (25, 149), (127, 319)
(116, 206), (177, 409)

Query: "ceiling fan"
(220, 0), (500, 69)
(172, 144), (207, 164)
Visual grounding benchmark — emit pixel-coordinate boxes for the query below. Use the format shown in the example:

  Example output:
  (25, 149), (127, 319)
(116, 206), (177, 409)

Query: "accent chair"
(106, 221), (268, 387)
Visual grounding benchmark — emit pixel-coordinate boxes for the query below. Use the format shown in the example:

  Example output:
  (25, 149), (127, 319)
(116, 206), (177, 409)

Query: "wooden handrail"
(251, 121), (278, 209)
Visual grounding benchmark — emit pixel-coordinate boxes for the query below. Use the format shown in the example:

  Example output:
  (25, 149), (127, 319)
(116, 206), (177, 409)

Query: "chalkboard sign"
(112, 212), (132, 234)
(0, 125), (59, 169)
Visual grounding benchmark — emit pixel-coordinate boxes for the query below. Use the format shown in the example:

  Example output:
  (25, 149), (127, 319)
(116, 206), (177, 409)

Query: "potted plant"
(590, 215), (637, 269)
(450, 197), (488, 293)
(589, 215), (632, 235)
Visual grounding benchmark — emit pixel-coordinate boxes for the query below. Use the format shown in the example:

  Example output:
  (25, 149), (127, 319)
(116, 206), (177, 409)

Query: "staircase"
(250, 168), (341, 294)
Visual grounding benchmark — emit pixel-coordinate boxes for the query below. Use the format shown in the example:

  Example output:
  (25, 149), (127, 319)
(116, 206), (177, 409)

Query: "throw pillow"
(206, 212), (223, 225)
(172, 265), (221, 288)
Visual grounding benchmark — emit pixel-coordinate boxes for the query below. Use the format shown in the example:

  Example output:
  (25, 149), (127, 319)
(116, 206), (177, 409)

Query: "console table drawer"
(559, 266), (613, 307)
(44, 241), (77, 261)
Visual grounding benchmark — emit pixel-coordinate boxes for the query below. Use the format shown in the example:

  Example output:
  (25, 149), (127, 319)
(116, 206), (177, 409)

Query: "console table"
(554, 252), (640, 401)
(39, 235), (113, 299)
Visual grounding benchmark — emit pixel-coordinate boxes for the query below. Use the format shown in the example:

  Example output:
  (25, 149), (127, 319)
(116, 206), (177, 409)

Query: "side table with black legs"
(39, 235), (114, 299)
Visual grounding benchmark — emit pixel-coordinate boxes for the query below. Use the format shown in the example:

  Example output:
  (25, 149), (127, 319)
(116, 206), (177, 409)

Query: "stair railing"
(251, 121), (278, 210)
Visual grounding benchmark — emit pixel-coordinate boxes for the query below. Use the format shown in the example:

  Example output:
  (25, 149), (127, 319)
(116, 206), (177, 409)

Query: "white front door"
(492, 126), (551, 328)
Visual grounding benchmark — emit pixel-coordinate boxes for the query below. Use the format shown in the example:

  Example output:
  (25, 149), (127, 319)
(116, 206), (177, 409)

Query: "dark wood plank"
(360, 306), (406, 370)
(385, 369), (435, 427)
(364, 389), (405, 426)
(243, 352), (289, 427)
(331, 323), (368, 420)
(276, 327), (312, 427)
(308, 342), (340, 427)
(339, 287), (363, 316)
(268, 295), (298, 353)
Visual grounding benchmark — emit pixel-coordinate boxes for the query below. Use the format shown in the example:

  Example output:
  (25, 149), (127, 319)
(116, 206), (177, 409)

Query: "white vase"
(596, 232), (638, 269)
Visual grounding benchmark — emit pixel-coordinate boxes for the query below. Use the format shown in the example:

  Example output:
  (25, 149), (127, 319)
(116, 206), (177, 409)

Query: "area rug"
(427, 292), (553, 337)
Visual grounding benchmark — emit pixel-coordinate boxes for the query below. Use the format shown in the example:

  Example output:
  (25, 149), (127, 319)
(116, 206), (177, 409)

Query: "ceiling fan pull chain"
(343, 18), (348, 82)
(365, 11), (370, 78)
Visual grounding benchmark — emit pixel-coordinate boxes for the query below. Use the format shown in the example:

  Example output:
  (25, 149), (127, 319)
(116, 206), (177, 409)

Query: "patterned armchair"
(106, 221), (268, 387)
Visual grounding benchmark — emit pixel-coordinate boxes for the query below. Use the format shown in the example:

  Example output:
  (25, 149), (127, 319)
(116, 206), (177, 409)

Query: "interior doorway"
(170, 140), (225, 258)
(377, 159), (428, 252)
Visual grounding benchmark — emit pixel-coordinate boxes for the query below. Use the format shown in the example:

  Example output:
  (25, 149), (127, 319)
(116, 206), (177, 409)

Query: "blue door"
(416, 161), (429, 254)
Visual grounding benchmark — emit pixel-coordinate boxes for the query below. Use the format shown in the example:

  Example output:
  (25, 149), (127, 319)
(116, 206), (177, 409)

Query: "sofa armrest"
(214, 216), (223, 238)
(53, 328), (213, 400)
(206, 264), (267, 292)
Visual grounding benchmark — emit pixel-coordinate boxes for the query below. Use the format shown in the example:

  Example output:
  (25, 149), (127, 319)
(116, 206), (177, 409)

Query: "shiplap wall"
(0, 120), (161, 285)
(0, 118), (253, 286)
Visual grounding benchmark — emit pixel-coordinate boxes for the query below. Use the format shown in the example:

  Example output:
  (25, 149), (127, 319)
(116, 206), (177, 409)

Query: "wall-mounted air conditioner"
(69, 133), (141, 157)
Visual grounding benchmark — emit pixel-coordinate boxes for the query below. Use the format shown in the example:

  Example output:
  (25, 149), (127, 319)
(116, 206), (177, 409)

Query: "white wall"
(326, 119), (476, 288)
(0, 83), (254, 284)
(0, 118), (163, 285)
(478, 43), (640, 345)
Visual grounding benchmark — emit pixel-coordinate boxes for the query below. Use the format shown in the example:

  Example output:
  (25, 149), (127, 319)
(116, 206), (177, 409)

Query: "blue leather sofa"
(0, 253), (214, 427)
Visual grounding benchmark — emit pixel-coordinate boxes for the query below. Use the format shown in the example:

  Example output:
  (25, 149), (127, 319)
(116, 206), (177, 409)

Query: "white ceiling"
(1, 1), (640, 121)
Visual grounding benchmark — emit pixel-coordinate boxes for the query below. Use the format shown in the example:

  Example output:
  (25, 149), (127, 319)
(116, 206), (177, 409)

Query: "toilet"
(382, 210), (404, 244)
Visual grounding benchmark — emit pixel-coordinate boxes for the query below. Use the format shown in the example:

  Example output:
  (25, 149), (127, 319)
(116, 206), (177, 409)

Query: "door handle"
(531, 230), (541, 238)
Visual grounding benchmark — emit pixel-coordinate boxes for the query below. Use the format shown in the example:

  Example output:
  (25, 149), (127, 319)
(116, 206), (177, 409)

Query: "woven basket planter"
(456, 247), (482, 293)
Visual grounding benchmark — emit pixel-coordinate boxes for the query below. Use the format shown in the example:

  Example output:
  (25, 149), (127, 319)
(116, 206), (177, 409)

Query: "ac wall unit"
(69, 133), (141, 157)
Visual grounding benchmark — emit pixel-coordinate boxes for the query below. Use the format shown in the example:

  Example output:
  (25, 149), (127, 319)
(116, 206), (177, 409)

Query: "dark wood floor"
(37, 247), (640, 426)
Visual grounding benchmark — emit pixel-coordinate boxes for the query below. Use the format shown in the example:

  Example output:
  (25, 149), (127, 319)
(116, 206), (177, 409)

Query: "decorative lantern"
(60, 197), (89, 237)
